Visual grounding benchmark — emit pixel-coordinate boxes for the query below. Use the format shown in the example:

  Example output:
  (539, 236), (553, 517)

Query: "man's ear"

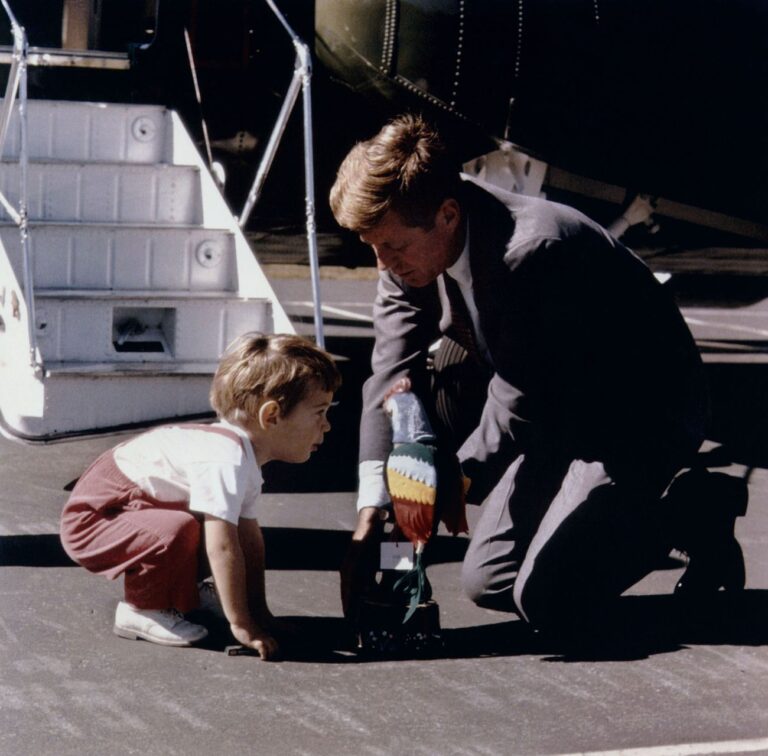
(438, 198), (461, 231)
(257, 400), (281, 430)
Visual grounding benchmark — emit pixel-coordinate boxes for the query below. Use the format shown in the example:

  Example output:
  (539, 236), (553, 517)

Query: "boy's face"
(269, 386), (334, 464)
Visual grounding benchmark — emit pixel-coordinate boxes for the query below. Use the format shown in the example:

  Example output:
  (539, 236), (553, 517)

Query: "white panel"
(52, 105), (89, 162)
(32, 233), (70, 287)
(78, 166), (117, 222)
(90, 106), (128, 162)
(154, 166), (202, 224)
(71, 233), (111, 288)
(34, 295), (271, 363)
(41, 165), (81, 220)
(0, 164), (202, 224)
(149, 237), (186, 290)
(112, 232), (151, 289)
(0, 100), (169, 164)
(0, 370), (215, 439)
(222, 302), (274, 351)
(116, 167), (154, 223)
(1, 226), (237, 292)
(58, 301), (111, 360)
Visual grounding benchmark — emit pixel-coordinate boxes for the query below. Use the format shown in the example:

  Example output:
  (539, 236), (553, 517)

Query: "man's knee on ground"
(461, 560), (516, 612)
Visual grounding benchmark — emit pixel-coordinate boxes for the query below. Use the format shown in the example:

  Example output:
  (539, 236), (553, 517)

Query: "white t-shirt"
(113, 420), (262, 525)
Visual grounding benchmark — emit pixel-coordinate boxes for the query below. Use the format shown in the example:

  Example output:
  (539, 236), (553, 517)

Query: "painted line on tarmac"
(554, 736), (768, 756)
(288, 301), (374, 323)
(684, 316), (768, 338)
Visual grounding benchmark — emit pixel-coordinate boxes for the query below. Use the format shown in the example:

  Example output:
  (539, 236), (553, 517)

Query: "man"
(331, 114), (746, 633)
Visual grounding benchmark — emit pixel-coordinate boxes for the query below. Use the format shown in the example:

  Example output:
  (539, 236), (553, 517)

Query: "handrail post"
(240, 1), (325, 348)
(18, 33), (35, 369)
(295, 40), (324, 349)
(0, 1), (37, 369)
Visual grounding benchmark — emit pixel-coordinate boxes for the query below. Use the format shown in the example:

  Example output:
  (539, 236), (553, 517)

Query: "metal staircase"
(0, 97), (294, 440)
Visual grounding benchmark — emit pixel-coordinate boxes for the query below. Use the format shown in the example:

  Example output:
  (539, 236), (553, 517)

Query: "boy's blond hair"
(329, 113), (461, 232)
(210, 332), (341, 424)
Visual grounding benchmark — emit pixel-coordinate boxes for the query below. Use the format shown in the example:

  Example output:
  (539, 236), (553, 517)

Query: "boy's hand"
(230, 622), (279, 661)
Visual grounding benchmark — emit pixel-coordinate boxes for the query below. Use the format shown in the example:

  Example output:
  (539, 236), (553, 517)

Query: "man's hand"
(340, 506), (385, 620)
(436, 449), (470, 534)
(230, 621), (279, 661)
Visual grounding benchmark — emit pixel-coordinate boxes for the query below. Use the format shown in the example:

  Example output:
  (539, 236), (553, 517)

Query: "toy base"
(355, 597), (443, 658)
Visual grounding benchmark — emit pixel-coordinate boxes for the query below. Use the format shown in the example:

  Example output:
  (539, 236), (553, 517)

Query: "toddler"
(61, 333), (341, 659)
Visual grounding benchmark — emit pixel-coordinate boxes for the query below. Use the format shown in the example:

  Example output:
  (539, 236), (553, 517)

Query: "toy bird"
(383, 378), (468, 620)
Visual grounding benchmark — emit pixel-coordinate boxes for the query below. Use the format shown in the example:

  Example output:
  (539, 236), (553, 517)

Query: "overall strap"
(178, 423), (247, 452)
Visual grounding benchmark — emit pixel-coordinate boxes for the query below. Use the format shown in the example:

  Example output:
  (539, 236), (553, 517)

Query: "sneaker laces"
(199, 581), (217, 600)
(158, 608), (185, 626)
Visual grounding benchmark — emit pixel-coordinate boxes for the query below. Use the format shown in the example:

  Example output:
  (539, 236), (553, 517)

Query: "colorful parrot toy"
(355, 377), (468, 656)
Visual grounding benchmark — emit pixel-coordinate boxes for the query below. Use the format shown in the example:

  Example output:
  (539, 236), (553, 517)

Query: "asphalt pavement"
(1, 266), (767, 756)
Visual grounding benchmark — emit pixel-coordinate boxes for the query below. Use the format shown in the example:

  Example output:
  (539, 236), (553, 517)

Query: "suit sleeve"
(358, 271), (441, 466)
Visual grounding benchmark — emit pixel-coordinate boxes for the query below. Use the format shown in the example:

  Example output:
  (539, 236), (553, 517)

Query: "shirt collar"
(445, 222), (472, 286)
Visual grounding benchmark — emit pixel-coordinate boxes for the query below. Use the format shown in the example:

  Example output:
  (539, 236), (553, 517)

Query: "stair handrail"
(239, 0), (324, 348)
(0, 0), (36, 369)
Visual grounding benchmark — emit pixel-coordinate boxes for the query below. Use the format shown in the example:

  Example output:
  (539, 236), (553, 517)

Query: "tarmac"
(1, 266), (767, 756)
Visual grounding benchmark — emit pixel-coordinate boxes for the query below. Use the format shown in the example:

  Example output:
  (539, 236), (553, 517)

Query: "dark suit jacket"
(360, 176), (706, 502)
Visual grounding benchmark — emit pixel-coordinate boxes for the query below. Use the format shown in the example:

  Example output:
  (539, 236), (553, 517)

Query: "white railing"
(239, 0), (325, 348)
(0, 0), (35, 368)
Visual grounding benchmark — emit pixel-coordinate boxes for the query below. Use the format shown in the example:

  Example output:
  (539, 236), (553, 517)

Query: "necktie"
(443, 274), (483, 364)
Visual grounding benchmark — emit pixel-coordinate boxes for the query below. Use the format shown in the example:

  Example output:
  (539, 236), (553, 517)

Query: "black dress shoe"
(675, 534), (746, 596)
(665, 468), (748, 597)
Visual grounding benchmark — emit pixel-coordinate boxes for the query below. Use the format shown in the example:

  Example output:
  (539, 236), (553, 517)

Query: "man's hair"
(210, 332), (341, 424)
(330, 113), (461, 232)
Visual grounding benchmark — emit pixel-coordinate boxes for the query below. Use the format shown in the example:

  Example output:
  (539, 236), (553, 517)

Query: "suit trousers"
(432, 337), (697, 631)
(460, 449), (679, 629)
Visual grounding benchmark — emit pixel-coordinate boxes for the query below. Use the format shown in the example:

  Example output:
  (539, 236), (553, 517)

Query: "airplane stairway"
(0, 99), (294, 440)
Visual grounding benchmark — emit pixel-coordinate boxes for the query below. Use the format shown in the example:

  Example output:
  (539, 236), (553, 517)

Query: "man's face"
(359, 199), (463, 288)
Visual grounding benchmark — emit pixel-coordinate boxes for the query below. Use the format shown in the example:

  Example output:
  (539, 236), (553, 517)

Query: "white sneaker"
(113, 601), (208, 647)
(197, 580), (226, 620)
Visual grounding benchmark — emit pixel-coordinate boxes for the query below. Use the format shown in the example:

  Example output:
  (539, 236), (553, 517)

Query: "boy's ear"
(257, 400), (281, 430)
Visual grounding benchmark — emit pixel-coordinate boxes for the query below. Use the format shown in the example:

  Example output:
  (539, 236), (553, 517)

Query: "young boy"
(60, 333), (341, 660)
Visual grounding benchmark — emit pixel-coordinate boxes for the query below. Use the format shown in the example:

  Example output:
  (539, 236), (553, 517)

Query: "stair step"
(32, 294), (273, 363)
(44, 360), (218, 376)
(0, 224), (236, 292)
(0, 47), (131, 71)
(0, 100), (168, 163)
(0, 162), (202, 225)
(36, 289), (245, 300)
(1, 369), (216, 440)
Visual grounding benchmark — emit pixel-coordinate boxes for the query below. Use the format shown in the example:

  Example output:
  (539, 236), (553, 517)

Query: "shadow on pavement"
(538, 591), (768, 663)
(0, 528), (469, 570)
(705, 363), (768, 469)
(191, 589), (768, 665)
(0, 534), (74, 567)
